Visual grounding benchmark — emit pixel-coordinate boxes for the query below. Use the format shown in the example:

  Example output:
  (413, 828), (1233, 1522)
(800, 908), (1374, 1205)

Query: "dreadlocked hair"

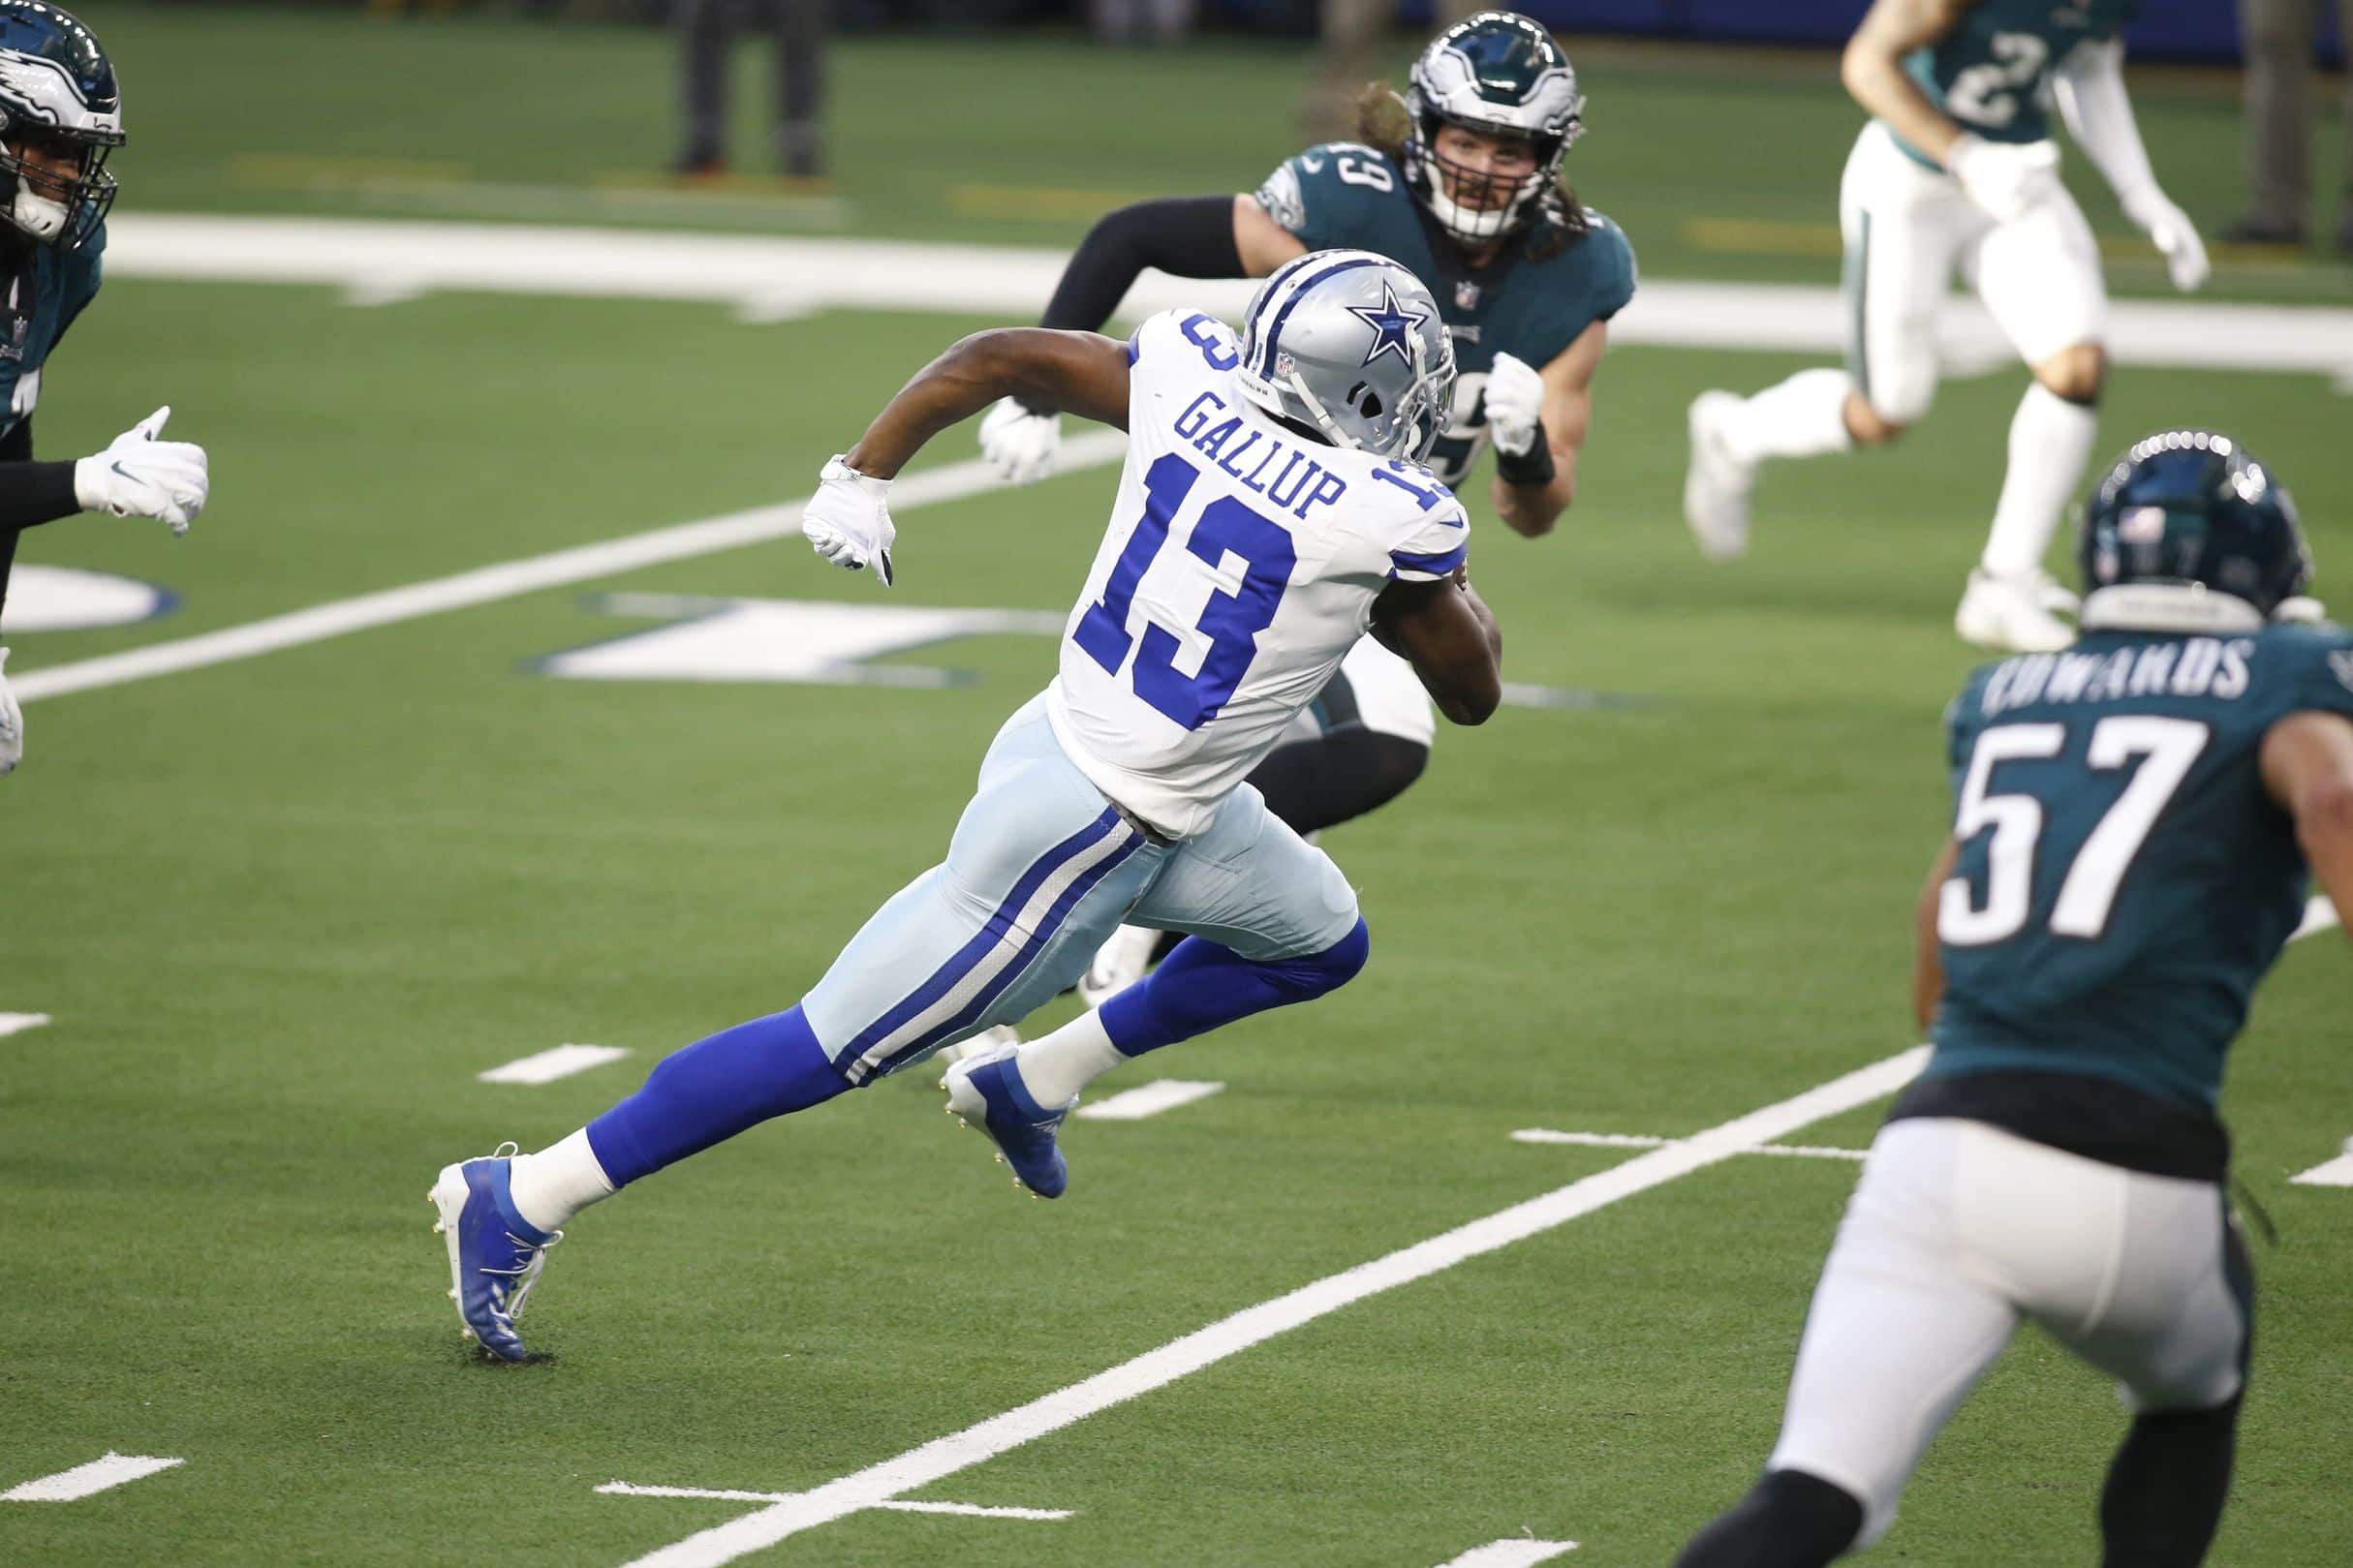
(1350, 82), (1591, 260)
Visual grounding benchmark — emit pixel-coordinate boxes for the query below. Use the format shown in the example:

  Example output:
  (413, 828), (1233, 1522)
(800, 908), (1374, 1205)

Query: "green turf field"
(2, 10), (2350, 1567)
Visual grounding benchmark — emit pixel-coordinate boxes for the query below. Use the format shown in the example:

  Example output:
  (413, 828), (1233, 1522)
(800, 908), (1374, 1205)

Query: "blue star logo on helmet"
(1347, 282), (1425, 369)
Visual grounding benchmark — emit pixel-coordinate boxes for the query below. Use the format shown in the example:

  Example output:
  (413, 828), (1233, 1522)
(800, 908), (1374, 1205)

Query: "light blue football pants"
(801, 692), (1362, 1085)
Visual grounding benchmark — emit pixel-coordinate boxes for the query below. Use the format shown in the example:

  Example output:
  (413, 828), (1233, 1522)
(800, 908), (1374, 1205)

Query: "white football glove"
(2122, 188), (2210, 292)
(802, 455), (896, 586)
(0, 645), (20, 776)
(1945, 135), (2063, 225)
(1481, 353), (1546, 458)
(978, 396), (1061, 486)
(75, 406), (209, 537)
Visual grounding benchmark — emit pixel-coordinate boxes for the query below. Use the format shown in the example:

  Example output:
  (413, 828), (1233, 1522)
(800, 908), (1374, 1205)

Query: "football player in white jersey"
(1681, 0), (2209, 654)
(426, 252), (1503, 1362)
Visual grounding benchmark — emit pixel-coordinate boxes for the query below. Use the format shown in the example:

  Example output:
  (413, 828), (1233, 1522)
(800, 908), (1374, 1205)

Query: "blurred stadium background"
(3, 5), (2349, 1567)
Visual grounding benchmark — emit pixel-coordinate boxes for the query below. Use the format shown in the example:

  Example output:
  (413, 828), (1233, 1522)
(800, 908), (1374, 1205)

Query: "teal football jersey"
(0, 223), (105, 440)
(1898, 0), (2135, 162)
(1252, 143), (1635, 488)
(1930, 623), (2353, 1118)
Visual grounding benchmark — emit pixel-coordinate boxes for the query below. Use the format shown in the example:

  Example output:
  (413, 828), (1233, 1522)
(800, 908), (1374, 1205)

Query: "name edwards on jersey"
(1973, 632), (2260, 720)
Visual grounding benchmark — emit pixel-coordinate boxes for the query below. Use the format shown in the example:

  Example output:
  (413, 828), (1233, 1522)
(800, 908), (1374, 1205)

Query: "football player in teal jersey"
(1676, 431), (2353, 1568)
(1684, 0), (2208, 656)
(0, 2), (209, 776)
(967, 11), (1633, 1005)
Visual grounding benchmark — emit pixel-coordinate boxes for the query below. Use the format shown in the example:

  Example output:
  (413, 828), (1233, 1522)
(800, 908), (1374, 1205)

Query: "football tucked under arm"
(1371, 567), (1502, 726)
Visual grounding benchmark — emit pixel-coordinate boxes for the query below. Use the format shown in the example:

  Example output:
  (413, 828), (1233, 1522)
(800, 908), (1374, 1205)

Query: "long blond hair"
(1351, 83), (1589, 258)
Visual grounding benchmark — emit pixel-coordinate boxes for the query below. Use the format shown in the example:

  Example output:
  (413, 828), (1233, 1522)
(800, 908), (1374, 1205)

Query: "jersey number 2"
(1071, 451), (1296, 731)
(1940, 716), (2211, 946)
(1944, 31), (2050, 131)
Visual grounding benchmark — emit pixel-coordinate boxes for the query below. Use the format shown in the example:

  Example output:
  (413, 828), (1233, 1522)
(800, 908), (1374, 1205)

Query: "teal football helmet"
(1403, 11), (1584, 245)
(0, 0), (121, 250)
(2079, 431), (2314, 629)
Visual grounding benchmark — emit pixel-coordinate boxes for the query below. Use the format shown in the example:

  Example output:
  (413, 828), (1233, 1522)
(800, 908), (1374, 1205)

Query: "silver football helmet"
(1233, 249), (1457, 467)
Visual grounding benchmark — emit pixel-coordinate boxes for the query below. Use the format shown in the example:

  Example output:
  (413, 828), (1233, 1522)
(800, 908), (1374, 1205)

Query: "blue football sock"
(1097, 918), (1369, 1057)
(585, 1004), (850, 1187)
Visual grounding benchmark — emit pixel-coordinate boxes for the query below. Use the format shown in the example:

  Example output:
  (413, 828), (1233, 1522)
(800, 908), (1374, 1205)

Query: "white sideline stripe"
(12, 433), (1129, 706)
(598, 1483), (1069, 1520)
(1436, 1540), (1580, 1568)
(1510, 1129), (1866, 1161)
(2290, 1150), (2353, 1187)
(2, 1454), (183, 1502)
(0, 1012), (52, 1038)
(479, 1043), (633, 1086)
(107, 214), (2353, 381)
(612, 1046), (1931, 1568)
(2295, 895), (2340, 941)
(1073, 1079), (1225, 1122)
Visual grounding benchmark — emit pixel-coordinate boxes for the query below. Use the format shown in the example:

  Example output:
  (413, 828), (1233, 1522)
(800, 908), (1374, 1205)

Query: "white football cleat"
(1956, 569), (2078, 653)
(1683, 390), (1756, 562)
(937, 1023), (1020, 1069)
(1076, 922), (1160, 1010)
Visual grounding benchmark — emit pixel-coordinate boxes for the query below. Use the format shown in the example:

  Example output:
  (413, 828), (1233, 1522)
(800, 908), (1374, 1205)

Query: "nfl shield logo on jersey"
(1454, 280), (1481, 311)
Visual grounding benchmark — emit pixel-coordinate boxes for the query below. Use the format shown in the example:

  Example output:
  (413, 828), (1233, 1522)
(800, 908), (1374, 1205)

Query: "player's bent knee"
(2035, 343), (2106, 405)
(1845, 398), (1913, 446)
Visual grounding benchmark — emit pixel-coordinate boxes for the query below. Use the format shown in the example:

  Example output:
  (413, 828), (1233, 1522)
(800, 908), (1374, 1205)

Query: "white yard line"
(1435, 1541), (1579, 1568)
(0, 1012), (52, 1038)
(611, 1046), (1929, 1568)
(2289, 1149), (2353, 1187)
(598, 1483), (1068, 1521)
(479, 1043), (633, 1086)
(1510, 1129), (1865, 1161)
(1073, 1079), (1226, 1122)
(2, 1454), (183, 1503)
(106, 214), (2353, 382)
(2296, 895), (2341, 941)
(13, 434), (1128, 706)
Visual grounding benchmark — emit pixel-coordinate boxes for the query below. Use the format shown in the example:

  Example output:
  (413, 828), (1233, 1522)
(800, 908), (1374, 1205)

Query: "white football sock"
(1719, 368), (1857, 465)
(506, 1128), (614, 1234)
(1009, 1009), (1129, 1109)
(1981, 383), (2098, 579)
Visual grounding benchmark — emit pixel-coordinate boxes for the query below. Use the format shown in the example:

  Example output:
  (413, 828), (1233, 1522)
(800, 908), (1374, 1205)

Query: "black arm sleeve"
(1038, 196), (1247, 333)
(0, 419), (82, 632)
(0, 416), (76, 529)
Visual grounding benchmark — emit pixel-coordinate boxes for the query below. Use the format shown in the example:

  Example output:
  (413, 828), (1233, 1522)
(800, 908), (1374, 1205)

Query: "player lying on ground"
(430, 252), (1503, 1361)
(0, 2), (209, 777)
(977, 10), (1629, 1004)
(1684, 0), (2209, 655)
(1677, 430), (2353, 1568)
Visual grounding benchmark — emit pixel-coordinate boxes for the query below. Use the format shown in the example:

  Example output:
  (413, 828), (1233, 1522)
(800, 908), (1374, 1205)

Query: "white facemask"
(10, 174), (66, 242)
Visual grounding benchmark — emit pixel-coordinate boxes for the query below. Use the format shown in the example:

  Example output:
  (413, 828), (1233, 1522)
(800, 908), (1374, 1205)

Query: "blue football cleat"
(429, 1143), (560, 1362)
(942, 1047), (1072, 1199)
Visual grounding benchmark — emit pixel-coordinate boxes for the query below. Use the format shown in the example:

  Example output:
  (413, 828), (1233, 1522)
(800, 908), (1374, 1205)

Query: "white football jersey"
(1045, 308), (1471, 840)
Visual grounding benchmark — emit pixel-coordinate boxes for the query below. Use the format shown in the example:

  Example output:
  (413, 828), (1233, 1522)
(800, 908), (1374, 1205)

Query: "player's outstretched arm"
(1913, 837), (1961, 1032)
(1489, 323), (1607, 538)
(1369, 570), (1502, 726)
(2262, 711), (2353, 945)
(844, 328), (1132, 480)
(2053, 40), (2208, 292)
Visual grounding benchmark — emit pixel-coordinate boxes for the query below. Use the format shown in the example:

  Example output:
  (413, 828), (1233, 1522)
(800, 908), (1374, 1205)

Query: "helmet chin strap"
(1279, 368), (1365, 453)
(10, 177), (67, 242)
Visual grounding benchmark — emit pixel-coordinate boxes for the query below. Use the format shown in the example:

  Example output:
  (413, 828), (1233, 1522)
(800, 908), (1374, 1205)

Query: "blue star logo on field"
(1347, 283), (1425, 369)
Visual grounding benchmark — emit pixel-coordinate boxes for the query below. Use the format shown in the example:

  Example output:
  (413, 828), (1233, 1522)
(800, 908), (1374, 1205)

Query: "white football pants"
(1841, 121), (2109, 425)
(1767, 1117), (2251, 1545)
